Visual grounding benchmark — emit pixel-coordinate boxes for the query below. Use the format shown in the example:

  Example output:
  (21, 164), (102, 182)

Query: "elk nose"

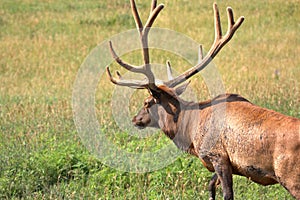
(132, 115), (141, 124)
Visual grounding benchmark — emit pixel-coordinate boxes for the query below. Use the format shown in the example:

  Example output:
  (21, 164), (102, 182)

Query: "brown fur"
(132, 86), (300, 199)
(106, 1), (298, 198)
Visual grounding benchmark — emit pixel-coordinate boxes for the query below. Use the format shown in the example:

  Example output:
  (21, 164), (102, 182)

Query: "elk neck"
(157, 95), (206, 153)
(158, 93), (250, 154)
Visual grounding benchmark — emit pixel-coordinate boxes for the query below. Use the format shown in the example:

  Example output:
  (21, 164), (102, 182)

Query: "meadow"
(0, 0), (299, 199)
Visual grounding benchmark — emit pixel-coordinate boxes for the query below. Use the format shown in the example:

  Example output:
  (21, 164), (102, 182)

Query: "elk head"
(106, 0), (244, 133)
(131, 83), (189, 132)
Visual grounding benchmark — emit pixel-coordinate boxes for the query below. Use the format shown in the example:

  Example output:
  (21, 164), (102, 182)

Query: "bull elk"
(105, 0), (300, 199)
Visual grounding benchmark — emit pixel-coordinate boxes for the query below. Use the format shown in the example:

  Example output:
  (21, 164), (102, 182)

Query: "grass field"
(0, 0), (299, 199)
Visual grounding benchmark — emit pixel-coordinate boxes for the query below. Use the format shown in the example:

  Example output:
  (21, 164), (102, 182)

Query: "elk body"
(106, 1), (300, 199)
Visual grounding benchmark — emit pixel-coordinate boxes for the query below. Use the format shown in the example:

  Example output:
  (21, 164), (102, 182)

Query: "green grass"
(0, 0), (299, 199)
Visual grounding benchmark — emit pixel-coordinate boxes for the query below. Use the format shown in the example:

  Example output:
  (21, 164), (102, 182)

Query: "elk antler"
(165, 3), (244, 88)
(106, 2), (244, 92)
(106, 0), (164, 91)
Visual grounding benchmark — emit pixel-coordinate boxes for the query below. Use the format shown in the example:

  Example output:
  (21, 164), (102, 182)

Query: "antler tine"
(227, 7), (235, 30)
(107, 0), (164, 91)
(131, 0), (164, 35)
(130, 0), (143, 30)
(214, 3), (222, 40)
(166, 61), (173, 80)
(109, 41), (144, 73)
(145, 4), (164, 30)
(165, 45), (203, 85)
(225, 7), (244, 40)
(106, 67), (148, 89)
(132, 0), (164, 88)
(130, 0), (164, 64)
(198, 45), (203, 62)
(141, 2), (164, 85)
(165, 3), (244, 88)
(151, 0), (157, 12)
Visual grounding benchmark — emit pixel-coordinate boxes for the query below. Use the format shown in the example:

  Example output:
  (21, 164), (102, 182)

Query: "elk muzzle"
(132, 108), (151, 129)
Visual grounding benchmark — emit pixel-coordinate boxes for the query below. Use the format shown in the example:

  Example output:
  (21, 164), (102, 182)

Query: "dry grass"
(0, 0), (299, 199)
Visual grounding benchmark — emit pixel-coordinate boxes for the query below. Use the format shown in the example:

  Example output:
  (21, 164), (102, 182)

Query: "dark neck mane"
(179, 93), (250, 111)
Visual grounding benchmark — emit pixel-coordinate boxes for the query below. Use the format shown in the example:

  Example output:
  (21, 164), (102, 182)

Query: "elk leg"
(212, 158), (234, 200)
(208, 173), (220, 200)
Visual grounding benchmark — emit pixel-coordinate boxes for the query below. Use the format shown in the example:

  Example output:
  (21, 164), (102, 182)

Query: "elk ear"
(153, 85), (181, 122)
(175, 81), (191, 96)
(148, 88), (161, 101)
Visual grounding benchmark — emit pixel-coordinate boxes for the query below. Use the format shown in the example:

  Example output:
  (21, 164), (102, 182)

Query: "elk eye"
(144, 101), (149, 108)
(144, 99), (152, 108)
(144, 98), (156, 108)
